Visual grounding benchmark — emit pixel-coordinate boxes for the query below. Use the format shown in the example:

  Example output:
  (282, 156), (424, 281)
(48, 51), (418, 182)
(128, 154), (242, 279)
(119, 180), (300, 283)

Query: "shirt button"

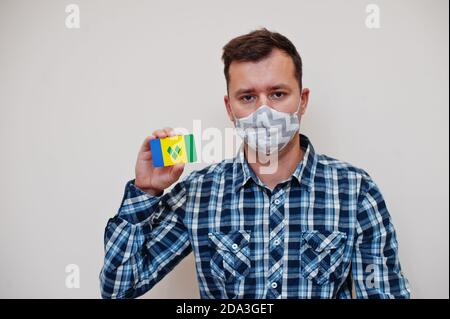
(274, 199), (280, 205)
(271, 282), (278, 289)
(231, 243), (239, 250)
(274, 239), (280, 246)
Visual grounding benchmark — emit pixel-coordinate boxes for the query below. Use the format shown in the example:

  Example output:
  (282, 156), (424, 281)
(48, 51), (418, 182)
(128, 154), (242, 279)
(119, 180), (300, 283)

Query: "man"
(100, 28), (410, 299)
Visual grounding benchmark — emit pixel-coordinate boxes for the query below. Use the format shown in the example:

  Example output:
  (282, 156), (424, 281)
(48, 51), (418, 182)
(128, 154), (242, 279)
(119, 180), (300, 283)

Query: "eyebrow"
(234, 83), (291, 98)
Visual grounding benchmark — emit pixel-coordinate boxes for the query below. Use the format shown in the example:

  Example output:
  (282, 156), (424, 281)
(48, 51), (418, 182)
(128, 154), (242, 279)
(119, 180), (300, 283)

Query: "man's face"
(224, 48), (309, 122)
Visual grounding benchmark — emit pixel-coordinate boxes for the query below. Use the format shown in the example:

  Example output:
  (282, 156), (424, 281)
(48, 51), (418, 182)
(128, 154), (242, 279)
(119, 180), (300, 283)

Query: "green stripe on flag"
(184, 134), (197, 163)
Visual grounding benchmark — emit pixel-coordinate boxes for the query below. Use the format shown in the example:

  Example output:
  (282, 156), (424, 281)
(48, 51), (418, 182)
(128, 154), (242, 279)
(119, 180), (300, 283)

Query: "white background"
(0, 0), (448, 298)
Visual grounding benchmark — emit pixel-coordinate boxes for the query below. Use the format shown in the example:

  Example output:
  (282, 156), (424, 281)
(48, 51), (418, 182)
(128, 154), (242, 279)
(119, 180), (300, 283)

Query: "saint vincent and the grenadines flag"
(150, 134), (197, 167)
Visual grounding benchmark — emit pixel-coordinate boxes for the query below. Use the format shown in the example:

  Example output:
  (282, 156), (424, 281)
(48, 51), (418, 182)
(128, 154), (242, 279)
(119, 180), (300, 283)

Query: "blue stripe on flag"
(150, 139), (164, 167)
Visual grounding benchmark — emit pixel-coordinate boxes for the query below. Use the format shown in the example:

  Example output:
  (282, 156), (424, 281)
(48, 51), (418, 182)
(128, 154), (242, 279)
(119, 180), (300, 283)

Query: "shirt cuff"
(117, 179), (163, 224)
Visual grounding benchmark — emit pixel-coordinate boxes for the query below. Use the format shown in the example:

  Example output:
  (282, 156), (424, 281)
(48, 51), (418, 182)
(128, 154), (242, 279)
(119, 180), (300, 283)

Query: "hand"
(134, 127), (185, 196)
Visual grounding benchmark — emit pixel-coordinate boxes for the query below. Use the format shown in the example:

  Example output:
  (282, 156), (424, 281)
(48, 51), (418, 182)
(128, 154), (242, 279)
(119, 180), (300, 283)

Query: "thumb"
(170, 163), (185, 181)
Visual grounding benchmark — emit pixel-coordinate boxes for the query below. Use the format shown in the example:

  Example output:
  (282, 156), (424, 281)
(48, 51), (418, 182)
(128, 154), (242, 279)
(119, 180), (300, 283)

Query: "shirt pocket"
(299, 230), (347, 285)
(208, 230), (251, 283)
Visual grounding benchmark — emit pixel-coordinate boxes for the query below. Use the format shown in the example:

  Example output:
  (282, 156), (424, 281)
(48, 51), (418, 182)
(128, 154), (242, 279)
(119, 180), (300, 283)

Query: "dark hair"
(222, 28), (303, 93)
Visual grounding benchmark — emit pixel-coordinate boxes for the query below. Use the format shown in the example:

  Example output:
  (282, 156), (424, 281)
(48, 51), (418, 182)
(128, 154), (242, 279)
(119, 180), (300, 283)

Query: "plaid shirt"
(100, 134), (410, 299)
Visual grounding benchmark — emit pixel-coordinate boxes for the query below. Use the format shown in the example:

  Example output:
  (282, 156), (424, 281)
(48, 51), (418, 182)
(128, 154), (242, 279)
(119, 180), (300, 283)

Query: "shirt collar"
(233, 134), (318, 192)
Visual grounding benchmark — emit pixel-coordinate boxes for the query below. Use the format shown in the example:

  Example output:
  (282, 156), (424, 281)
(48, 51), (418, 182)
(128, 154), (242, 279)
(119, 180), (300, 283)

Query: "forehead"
(228, 49), (297, 93)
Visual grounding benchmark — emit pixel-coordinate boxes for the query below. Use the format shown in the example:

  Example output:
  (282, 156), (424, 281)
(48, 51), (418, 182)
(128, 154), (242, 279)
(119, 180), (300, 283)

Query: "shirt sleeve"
(350, 176), (411, 298)
(99, 179), (192, 299)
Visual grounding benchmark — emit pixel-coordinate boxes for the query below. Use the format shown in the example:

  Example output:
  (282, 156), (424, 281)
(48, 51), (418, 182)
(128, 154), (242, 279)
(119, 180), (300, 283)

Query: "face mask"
(233, 101), (301, 155)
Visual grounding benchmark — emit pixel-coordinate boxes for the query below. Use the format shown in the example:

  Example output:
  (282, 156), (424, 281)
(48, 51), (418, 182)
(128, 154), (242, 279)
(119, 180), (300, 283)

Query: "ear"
(224, 95), (235, 122)
(299, 88), (310, 116)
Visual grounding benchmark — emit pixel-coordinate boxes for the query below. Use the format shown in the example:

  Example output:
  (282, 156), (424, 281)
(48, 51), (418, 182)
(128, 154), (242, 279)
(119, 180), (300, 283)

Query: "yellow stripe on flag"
(160, 135), (188, 166)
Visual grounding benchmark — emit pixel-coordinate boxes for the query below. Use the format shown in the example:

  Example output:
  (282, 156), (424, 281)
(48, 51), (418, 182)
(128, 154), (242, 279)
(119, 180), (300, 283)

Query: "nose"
(258, 94), (271, 108)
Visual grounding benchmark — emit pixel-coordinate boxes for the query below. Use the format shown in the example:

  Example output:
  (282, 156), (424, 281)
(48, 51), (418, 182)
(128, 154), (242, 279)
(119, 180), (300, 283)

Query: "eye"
(240, 95), (255, 103)
(271, 92), (286, 99)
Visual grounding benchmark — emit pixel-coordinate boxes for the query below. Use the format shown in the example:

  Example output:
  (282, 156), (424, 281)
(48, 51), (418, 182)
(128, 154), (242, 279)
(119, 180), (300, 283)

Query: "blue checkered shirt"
(100, 134), (410, 299)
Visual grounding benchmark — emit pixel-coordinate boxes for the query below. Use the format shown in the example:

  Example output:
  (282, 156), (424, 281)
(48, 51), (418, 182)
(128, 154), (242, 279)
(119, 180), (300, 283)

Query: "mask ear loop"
(292, 98), (302, 137)
(294, 97), (302, 115)
(230, 103), (256, 123)
(229, 103), (247, 141)
(228, 102), (238, 123)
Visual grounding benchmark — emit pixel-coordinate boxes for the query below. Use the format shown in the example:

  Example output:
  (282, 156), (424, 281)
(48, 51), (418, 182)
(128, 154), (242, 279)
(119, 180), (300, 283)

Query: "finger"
(152, 129), (168, 138)
(163, 127), (176, 137)
(170, 163), (185, 180)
